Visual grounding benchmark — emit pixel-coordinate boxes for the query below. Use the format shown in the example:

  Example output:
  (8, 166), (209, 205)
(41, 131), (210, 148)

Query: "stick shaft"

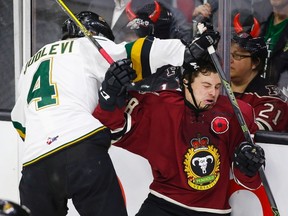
(207, 46), (280, 216)
(56, 0), (114, 64)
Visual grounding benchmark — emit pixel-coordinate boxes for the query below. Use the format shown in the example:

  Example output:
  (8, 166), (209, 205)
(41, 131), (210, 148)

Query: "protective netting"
(0, 0), (15, 112)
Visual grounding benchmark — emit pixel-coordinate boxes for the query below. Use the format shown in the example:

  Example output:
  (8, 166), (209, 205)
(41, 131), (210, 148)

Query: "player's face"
(230, 43), (257, 84)
(186, 72), (222, 110)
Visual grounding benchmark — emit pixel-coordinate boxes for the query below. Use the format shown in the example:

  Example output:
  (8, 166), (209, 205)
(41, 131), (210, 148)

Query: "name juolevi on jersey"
(11, 36), (186, 166)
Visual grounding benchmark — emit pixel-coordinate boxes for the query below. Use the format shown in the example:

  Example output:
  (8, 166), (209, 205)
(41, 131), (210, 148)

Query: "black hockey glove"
(99, 59), (136, 111)
(184, 29), (220, 68)
(234, 142), (265, 177)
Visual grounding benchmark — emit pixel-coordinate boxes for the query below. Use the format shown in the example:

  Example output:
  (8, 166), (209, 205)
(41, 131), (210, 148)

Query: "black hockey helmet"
(61, 11), (115, 41)
(0, 199), (30, 216)
(232, 13), (267, 71)
(126, 1), (173, 39)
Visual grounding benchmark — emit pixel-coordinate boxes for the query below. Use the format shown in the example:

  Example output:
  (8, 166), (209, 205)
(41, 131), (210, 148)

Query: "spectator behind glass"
(230, 0), (272, 25)
(127, 0), (193, 42)
(192, 0), (218, 23)
(261, 0), (288, 99)
(171, 0), (218, 37)
(88, 0), (137, 43)
(125, 0), (191, 91)
(230, 12), (288, 132)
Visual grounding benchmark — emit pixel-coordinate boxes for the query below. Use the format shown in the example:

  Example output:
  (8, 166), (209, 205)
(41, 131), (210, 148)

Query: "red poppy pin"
(211, 117), (229, 134)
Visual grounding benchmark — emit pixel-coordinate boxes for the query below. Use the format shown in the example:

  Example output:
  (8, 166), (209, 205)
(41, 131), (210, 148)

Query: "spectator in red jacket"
(231, 12), (288, 132)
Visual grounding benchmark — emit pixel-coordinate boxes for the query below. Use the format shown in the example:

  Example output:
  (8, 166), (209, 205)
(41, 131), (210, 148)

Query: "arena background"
(0, 0), (285, 215)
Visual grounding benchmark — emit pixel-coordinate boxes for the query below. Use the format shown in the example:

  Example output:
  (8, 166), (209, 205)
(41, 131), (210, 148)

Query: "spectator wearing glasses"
(230, 12), (288, 132)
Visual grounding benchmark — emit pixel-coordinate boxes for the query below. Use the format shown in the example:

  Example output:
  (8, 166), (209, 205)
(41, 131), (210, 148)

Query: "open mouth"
(205, 99), (215, 105)
(199, 100), (215, 110)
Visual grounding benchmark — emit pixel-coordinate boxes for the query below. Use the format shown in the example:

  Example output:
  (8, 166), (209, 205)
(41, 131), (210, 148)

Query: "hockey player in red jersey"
(230, 12), (288, 132)
(11, 8), (222, 216)
(94, 52), (266, 215)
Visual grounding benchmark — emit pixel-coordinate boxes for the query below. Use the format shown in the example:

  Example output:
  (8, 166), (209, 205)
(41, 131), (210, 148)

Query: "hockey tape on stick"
(56, 0), (114, 64)
(197, 23), (280, 216)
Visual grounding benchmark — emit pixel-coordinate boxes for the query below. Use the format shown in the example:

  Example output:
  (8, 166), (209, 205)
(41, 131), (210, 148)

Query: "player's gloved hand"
(0, 199), (31, 216)
(99, 59), (136, 111)
(184, 29), (220, 68)
(234, 142), (265, 177)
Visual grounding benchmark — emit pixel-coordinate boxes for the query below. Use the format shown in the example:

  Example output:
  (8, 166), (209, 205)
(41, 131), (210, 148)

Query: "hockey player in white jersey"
(11, 9), (219, 216)
(11, 11), (132, 216)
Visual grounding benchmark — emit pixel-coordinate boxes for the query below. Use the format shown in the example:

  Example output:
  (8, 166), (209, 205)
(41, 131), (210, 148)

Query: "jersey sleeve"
(11, 96), (26, 141)
(252, 96), (288, 132)
(94, 91), (166, 156)
(93, 92), (144, 144)
(11, 70), (26, 141)
(125, 37), (186, 82)
(93, 105), (127, 133)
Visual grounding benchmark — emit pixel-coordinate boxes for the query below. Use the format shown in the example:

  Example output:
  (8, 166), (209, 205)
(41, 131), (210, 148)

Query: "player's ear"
(183, 78), (189, 87)
(252, 57), (260, 70)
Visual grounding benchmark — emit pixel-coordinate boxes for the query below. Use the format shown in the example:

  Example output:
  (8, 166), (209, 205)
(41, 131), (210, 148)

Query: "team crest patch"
(211, 117), (229, 134)
(184, 136), (220, 190)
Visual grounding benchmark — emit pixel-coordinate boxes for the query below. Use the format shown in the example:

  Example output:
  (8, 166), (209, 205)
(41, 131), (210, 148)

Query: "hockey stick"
(55, 0), (114, 64)
(198, 25), (280, 216)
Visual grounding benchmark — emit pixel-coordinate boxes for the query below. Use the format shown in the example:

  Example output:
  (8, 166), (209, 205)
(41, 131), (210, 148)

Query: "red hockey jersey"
(94, 90), (261, 214)
(234, 74), (288, 132)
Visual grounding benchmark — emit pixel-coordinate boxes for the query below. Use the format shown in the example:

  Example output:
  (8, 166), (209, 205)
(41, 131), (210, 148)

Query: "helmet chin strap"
(184, 89), (210, 112)
(183, 73), (200, 111)
(183, 75), (208, 112)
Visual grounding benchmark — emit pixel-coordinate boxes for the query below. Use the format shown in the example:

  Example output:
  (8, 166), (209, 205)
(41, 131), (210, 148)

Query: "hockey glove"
(184, 29), (220, 68)
(99, 59), (136, 111)
(234, 142), (265, 177)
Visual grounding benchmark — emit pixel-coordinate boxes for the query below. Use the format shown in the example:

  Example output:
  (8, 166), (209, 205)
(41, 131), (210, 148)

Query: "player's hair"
(183, 60), (217, 84)
(61, 11), (115, 41)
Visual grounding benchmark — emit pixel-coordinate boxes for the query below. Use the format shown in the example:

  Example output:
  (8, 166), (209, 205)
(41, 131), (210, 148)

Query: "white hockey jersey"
(11, 36), (186, 166)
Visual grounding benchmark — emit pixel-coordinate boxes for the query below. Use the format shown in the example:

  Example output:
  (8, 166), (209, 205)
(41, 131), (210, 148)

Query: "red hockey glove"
(99, 59), (136, 111)
(234, 142), (265, 177)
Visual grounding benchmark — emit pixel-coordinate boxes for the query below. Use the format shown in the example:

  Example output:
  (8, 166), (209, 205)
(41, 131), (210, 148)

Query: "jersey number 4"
(27, 59), (58, 110)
